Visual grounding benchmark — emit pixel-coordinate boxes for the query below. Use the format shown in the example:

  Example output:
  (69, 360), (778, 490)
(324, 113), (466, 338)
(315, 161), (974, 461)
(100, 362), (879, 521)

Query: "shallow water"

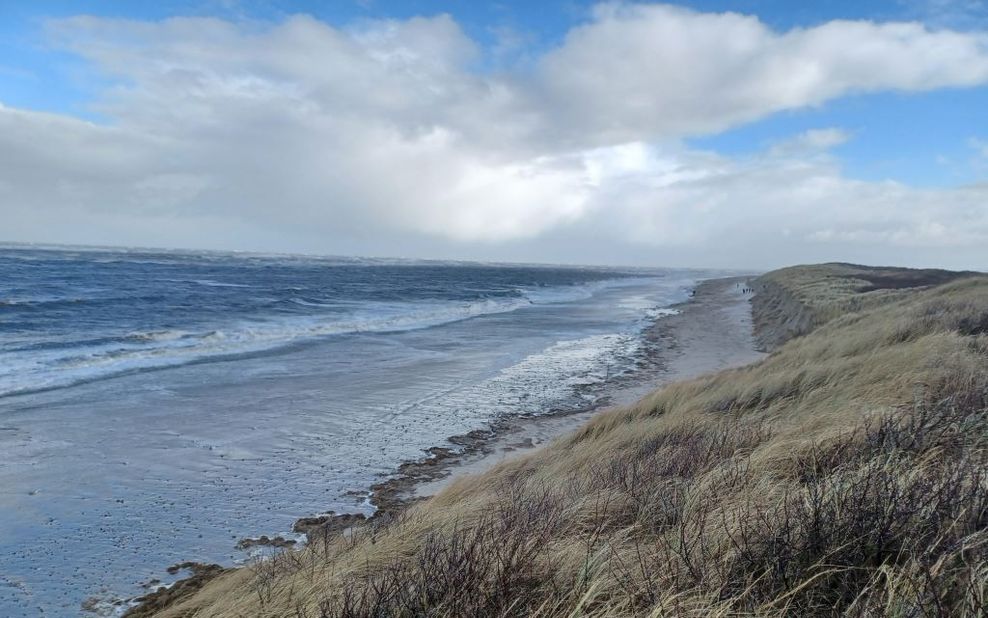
(0, 246), (716, 616)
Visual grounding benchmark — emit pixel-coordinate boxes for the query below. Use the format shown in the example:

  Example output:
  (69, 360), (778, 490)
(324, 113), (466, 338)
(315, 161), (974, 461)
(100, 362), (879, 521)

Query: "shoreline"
(119, 264), (988, 618)
(124, 275), (763, 615)
(358, 275), (763, 518)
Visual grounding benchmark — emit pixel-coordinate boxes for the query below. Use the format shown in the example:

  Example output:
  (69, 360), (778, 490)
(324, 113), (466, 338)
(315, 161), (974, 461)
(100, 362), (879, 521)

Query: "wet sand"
(371, 276), (764, 507)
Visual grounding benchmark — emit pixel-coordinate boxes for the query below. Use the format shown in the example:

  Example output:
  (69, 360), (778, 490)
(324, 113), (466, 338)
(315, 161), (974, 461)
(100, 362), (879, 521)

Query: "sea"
(0, 245), (719, 616)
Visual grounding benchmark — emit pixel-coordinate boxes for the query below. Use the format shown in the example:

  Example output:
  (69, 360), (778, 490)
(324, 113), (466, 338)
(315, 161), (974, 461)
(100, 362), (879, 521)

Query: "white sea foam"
(487, 332), (644, 414)
(0, 275), (689, 400)
(0, 286), (604, 399)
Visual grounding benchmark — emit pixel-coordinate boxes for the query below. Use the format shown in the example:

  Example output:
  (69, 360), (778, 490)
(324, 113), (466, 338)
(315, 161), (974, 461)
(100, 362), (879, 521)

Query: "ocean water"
(0, 246), (711, 616)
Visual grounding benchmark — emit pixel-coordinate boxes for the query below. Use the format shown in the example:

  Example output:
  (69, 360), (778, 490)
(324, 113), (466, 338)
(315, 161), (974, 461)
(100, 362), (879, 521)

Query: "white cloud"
(537, 4), (988, 145)
(1, 4), (988, 268)
(900, 0), (988, 29)
(579, 143), (988, 257)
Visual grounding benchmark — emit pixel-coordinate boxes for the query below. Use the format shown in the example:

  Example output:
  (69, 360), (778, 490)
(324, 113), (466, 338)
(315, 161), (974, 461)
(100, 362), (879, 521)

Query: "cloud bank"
(2, 3), (988, 268)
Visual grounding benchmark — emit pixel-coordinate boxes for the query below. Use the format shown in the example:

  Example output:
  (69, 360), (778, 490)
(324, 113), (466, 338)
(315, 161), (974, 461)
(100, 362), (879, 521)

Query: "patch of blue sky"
(689, 87), (988, 187)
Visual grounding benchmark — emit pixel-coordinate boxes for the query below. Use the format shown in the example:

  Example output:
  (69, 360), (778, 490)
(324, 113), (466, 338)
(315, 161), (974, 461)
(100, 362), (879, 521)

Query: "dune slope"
(136, 264), (988, 617)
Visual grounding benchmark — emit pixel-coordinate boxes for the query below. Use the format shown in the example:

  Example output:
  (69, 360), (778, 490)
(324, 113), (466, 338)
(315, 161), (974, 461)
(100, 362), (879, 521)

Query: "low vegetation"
(750, 263), (974, 349)
(140, 264), (988, 617)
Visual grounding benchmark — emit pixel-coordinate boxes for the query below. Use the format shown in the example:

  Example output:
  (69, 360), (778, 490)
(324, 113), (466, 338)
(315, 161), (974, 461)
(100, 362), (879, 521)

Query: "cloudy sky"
(1, 1), (987, 269)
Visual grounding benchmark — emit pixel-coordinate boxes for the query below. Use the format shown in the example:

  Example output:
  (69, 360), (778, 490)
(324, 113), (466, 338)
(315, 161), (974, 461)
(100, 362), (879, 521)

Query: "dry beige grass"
(750, 263), (974, 349)
(136, 265), (988, 618)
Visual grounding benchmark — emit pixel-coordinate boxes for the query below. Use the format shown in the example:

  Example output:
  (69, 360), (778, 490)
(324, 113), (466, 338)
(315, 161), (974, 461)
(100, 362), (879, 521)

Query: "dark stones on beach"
(234, 535), (297, 550)
(124, 562), (230, 618)
(164, 561), (218, 576)
(447, 429), (490, 447)
(293, 512), (366, 539)
(368, 436), (490, 517)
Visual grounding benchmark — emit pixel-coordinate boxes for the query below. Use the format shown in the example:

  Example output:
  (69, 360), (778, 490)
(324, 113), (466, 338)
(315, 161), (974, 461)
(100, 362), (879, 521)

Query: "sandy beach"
(365, 276), (764, 514)
(126, 275), (766, 615)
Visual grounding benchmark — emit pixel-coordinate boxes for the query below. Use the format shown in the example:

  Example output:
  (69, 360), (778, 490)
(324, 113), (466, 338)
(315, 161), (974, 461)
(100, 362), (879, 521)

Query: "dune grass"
(750, 263), (975, 349)
(139, 265), (988, 618)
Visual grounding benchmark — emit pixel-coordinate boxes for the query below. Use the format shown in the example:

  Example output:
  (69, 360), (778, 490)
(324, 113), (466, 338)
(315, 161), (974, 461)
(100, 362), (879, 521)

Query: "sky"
(1, 1), (987, 269)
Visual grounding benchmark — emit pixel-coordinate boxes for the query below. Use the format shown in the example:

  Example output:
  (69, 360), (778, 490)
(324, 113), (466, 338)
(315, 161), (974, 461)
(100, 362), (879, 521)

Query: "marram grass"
(134, 265), (988, 618)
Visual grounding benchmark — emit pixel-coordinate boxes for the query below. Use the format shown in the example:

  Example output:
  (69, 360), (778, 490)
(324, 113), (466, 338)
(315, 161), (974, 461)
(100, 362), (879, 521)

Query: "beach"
(126, 274), (764, 616)
(0, 247), (733, 616)
(141, 264), (988, 618)
(385, 277), (764, 507)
